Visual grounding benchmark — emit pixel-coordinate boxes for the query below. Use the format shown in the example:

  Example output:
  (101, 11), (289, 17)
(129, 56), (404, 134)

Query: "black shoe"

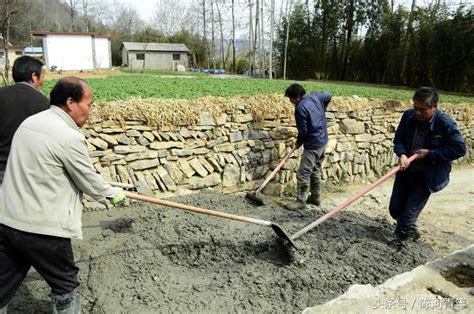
(388, 237), (407, 249)
(394, 229), (408, 241)
(306, 195), (320, 206)
(406, 228), (421, 241)
(394, 228), (420, 242)
(286, 200), (307, 211)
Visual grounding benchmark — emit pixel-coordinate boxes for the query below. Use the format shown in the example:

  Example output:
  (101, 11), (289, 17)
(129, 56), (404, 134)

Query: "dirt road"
(8, 166), (473, 312)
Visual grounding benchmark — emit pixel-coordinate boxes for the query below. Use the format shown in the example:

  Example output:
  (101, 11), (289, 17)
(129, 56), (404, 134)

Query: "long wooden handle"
(257, 146), (297, 192)
(123, 191), (272, 227)
(107, 181), (134, 189)
(291, 154), (418, 240)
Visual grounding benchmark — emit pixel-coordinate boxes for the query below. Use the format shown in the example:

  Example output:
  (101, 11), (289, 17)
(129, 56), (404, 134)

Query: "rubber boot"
(394, 225), (420, 242)
(286, 181), (309, 210)
(51, 286), (80, 314)
(306, 176), (321, 207)
(406, 227), (421, 241)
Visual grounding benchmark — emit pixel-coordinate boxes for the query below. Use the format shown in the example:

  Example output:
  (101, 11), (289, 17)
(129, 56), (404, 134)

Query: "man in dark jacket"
(285, 83), (332, 210)
(389, 87), (466, 242)
(0, 56), (49, 185)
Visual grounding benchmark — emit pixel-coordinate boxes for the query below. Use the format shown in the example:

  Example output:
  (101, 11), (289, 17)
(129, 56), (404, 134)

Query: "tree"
(169, 30), (207, 68)
(67, 0), (79, 31)
(203, 0), (209, 69)
(248, 0), (253, 74)
(283, 0), (293, 80)
(1, 0), (23, 85)
(259, 0), (264, 77)
(134, 27), (169, 71)
(152, 0), (187, 36)
(82, 0), (90, 32)
(210, 0), (215, 69)
(269, 0), (274, 79)
(339, 0), (355, 80)
(215, 1), (232, 69)
(253, 0), (259, 75)
(109, 5), (144, 66)
(400, 0), (416, 84)
(231, 0), (236, 73)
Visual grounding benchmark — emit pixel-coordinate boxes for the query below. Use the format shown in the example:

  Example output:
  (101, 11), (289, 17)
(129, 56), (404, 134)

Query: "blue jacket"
(394, 109), (466, 193)
(295, 92), (332, 150)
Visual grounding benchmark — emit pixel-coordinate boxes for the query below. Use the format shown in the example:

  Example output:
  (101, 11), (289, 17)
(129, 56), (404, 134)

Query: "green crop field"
(41, 74), (474, 104)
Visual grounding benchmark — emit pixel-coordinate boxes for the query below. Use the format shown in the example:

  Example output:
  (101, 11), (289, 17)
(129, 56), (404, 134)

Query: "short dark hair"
(50, 77), (86, 107)
(413, 87), (439, 107)
(12, 56), (44, 83)
(285, 83), (306, 98)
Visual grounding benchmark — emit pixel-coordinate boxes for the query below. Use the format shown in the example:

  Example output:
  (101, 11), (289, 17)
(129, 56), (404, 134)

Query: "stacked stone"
(82, 98), (473, 209)
(82, 106), (298, 208)
(320, 101), (403, 184)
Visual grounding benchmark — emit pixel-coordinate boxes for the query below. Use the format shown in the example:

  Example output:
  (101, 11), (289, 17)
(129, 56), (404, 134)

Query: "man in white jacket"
(0, 77), (125, 313)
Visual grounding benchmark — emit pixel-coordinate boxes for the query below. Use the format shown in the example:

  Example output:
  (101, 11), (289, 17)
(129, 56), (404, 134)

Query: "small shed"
(32, 31), (111, 71)
(0, 36), (25, 67)
(121, 42), (189, 70)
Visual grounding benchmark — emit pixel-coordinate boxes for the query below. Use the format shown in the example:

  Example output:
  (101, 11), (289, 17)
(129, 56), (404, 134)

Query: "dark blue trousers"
(389, 170), (431, 238)
(0, 224), (79, 308)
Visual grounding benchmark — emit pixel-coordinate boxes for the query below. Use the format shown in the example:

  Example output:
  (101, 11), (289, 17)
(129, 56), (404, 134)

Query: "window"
(136, 53), (145, 60)
(15, 51), (23, 56)
(173, 54), (180, 61)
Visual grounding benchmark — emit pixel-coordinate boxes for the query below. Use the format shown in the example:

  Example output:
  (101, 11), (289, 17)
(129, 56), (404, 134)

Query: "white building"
(32, 31), (111, 71)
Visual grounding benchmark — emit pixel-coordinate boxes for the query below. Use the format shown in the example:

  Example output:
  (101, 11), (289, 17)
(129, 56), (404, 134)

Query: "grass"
(40, 73), (474, 104)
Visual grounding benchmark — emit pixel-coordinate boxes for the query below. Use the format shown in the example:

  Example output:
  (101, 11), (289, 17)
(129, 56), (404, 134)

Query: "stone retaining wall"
(83, 96), (473, 208)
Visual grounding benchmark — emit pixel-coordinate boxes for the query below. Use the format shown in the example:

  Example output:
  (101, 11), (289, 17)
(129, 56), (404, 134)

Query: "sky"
(118, 0), (157, 22)
(114, 0), (195, 23)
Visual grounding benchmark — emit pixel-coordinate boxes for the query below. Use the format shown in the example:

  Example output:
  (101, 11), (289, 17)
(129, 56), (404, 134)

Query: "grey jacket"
(0, 106), (120, 239)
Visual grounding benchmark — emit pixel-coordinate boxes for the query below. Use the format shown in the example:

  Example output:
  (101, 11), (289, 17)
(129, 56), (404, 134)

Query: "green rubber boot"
(306, 176), (321, 207)
(286, 181), (309, 211)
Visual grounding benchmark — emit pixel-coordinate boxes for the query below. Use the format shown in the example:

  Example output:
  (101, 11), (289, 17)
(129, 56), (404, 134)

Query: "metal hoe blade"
(271, 223), (297, 248)
(245, 191), (266, 206)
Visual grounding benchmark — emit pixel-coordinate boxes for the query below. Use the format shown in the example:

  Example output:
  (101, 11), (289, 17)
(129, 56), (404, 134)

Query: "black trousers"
(0, 160), (5, 185)
(0, 224), (79, 308)
(389, 170), (431, 235)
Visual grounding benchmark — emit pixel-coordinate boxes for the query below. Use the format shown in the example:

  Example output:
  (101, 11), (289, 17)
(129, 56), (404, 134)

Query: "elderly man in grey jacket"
(0, 77), (125, 313)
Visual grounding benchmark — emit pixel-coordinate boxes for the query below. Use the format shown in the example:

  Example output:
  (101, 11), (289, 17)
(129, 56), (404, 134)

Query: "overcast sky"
(116, 0), (156, 21)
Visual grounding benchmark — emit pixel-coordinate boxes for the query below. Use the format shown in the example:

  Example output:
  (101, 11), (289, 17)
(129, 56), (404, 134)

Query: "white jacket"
(0, 106), (120, 239)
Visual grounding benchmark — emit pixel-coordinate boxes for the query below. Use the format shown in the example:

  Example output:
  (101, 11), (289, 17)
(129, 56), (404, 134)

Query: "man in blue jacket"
(285, 83), (332, 210)
(389, 87), (466, 242)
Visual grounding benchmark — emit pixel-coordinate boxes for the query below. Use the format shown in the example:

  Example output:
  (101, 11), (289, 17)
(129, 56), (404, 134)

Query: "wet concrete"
(304, 245), (474, 313)
(9, 192), (436, 313)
